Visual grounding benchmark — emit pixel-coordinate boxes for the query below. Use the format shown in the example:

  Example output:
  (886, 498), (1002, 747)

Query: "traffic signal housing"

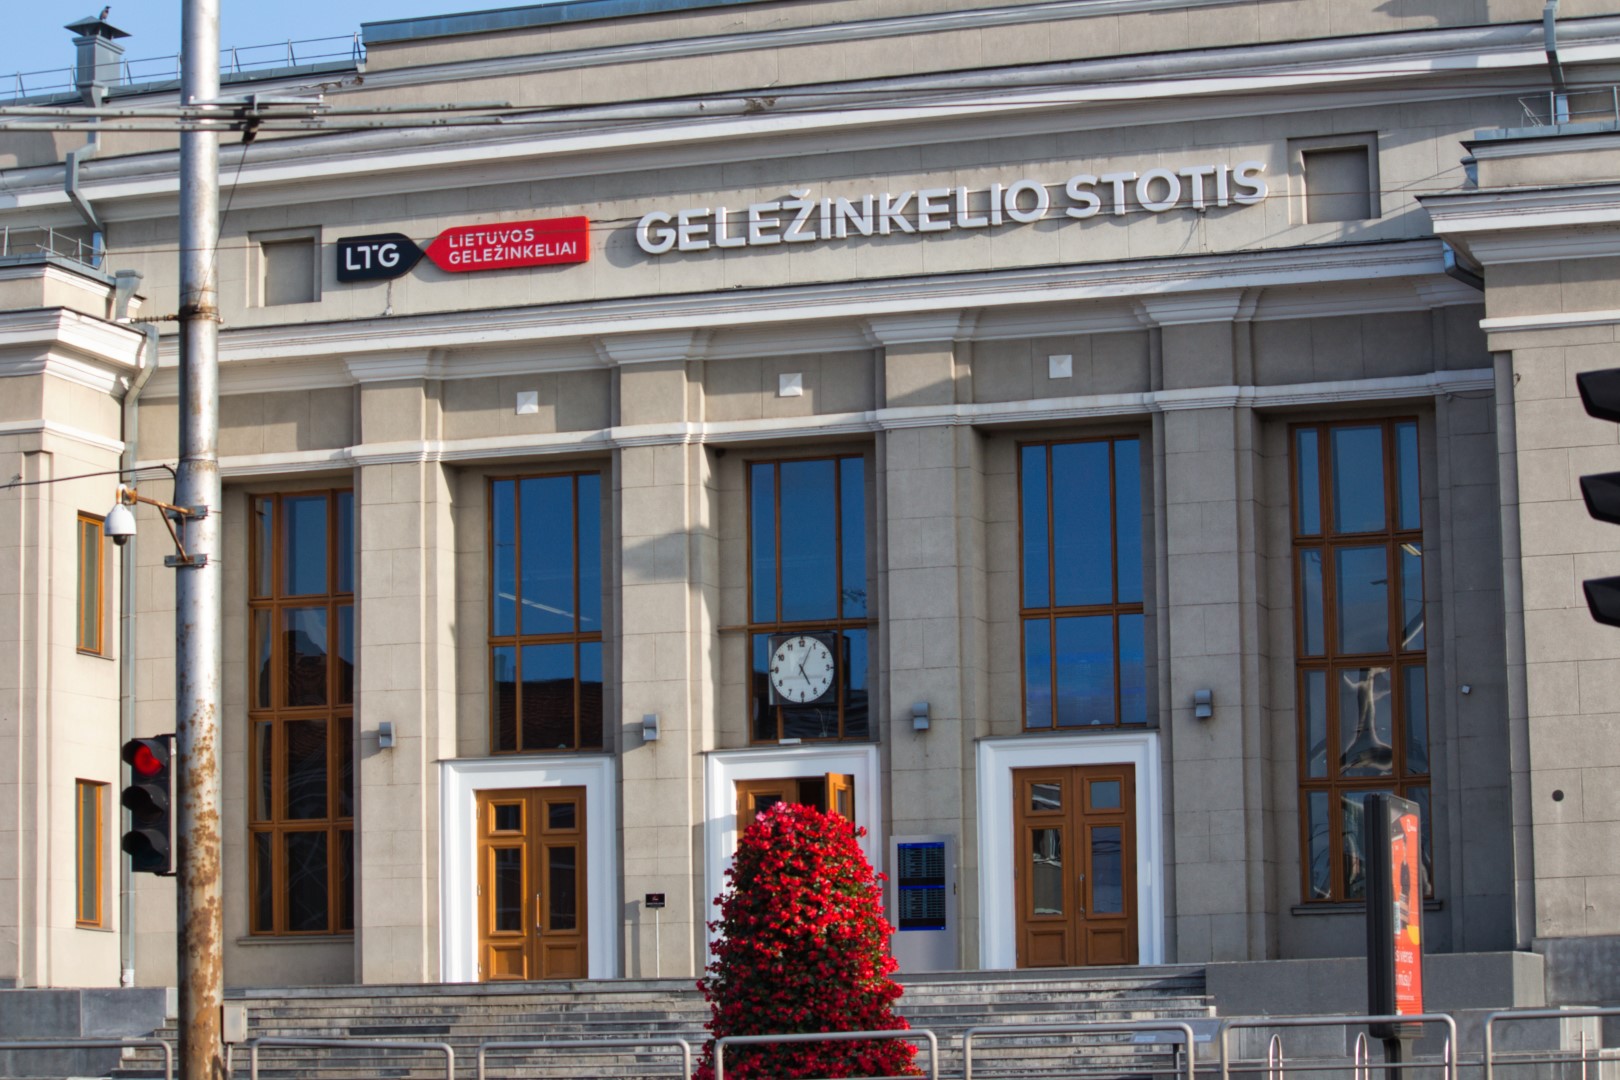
(121, 735), (175, 875)
(1577, 369), (1620, 626)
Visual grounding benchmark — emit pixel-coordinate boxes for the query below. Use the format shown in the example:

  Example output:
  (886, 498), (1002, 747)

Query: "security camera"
(105, 500), (136, 546)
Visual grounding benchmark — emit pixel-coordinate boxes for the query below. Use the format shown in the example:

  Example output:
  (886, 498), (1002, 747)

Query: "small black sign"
(644, 893), (666, 909)
(336, 233), (424, 282)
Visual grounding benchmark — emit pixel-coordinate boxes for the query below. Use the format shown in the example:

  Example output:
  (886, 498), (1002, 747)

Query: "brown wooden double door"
(735, 773), (855, 831)
(476, 787), (586, 981)
(1015, 764), (1138, 968)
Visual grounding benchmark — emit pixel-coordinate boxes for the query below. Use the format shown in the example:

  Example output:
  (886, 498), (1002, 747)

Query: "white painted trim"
(0, 418), (125, 455)
(153, 366), (1492, 479)
(976, 731), (1164, 970)
(702, 744), (883, 947)
(438, 754), (619, 982)
(1479, 309), (1620, 333)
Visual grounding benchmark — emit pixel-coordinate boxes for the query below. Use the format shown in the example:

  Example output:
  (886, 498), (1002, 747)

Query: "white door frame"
(439, 754), (619, 982)
(703, 743), (882, 945)
(976, 731), (1164, 969)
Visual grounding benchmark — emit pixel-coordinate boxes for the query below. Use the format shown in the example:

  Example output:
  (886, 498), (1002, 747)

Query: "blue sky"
(3, 3), (500, 92)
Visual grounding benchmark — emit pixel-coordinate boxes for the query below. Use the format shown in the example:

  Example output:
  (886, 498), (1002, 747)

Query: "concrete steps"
(105, 966), (1211, 1080)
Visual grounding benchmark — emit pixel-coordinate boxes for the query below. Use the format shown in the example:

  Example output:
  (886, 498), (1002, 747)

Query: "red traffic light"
(123, 737), (169, 778)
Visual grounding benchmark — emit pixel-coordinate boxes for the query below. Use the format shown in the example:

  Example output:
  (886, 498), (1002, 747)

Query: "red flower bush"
(695, 802), (918, 1080)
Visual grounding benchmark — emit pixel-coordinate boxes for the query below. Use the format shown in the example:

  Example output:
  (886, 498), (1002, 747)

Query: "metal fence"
(714, 1028), (940, 1080)
(246, 1035), (454, 1080)
(0, 1036), (172, 1080)
(476, 1036), (693, 1080)
(1482, 1006), (1620, 1080)
(1218, 1012), (1458, 1080)
(963, 1019), (1202, 1080)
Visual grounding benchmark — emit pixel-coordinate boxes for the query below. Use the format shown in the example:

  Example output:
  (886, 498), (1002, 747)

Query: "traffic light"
(121, 735), (175, 875)
(1577, 369), (1620, 626)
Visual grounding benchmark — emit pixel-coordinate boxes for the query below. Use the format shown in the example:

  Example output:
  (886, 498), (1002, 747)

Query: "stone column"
(603, 332), (711, 979)
(1140, 293), (1270, 963)
(352, 366), (459, 983)
(866, 314), (989, 966)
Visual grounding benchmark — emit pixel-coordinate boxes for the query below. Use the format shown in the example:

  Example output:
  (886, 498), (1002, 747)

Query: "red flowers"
(695, 803), (919, 1080)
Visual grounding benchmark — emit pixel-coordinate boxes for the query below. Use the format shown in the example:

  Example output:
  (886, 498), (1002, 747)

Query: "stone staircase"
(105, 966), (1210, 1080)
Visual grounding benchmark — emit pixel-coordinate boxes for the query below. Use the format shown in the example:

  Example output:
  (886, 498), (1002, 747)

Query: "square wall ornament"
(1048, 354), (1073, 380)
(778, 372), (804, 398)
(515, 390), (540, 415)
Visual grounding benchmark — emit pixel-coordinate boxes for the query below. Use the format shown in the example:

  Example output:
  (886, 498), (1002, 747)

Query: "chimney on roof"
(64, 12), (130, 107)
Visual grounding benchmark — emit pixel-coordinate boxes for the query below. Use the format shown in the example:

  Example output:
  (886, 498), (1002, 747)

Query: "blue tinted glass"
(1331, 426), (1385, 533)
(1396, 422), (1420, 531)
(283, 495), (328, 596)
(521, 643), (575, 750)
(1295, 429), (1321, 536)
(492, 645), (517, 750)
(336, 605), (354, 706)
(1118, 613), (1145, 723)
(779, 459), (839, 622)
(1113, 440), (1142, 604)
(843, 629), (869, 739)
(751, 634), (774, 741)
(335, 491), (354, 594)
(1335, 546), (1389, 654)
(1307, 791), (1331, 899)
(577, 474), (601, 631)
(520, 476), (574, 636)
(1055, 615), (1114, 726)
(839, 458), (867, 619)
(1400, 544), (1424, 651)
(1404, 665), (1428, 775)
(254, 497), (274, 597)
(750, 466), (777, 624)
(1409, 785), (1432, 895)
(579, 642), (603, 749)
(1342, 789), (1392, 900)
(1021, 447), (1050, 607)
(1090, 826), (1123, 913)
(492, 480), (517, 636)
(1339, 665), (1393, 777)
(282, 607), (327, 708)
(1299, 550), (1325, 656)
(1023, 619), (1052, 729)
(1051, 442), (1112, 607)
(1303, 669), (1327, 778)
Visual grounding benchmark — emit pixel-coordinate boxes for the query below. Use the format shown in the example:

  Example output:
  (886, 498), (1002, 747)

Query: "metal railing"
(0, 225), (98, 267)
(1518, 87), (1620, 128)
(1217, 1013), (1459, 1080)
(714, 1028), (939, 1080)
(1483, 1005), (1620, 1080)
(476, 1036), (693, 1080)
(963, 1019), (1200, 1080)
(246, 1036), (454, 1080)
(0, 1037), (173, 1080)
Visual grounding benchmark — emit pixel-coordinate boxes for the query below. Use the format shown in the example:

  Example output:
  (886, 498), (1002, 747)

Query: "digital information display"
(895, 841), (947, 932)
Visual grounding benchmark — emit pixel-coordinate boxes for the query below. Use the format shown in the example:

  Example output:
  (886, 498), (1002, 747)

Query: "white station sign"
(635, 161), (1268, 255)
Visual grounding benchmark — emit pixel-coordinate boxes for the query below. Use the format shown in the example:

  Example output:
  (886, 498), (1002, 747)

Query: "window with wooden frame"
(248, 490), (355, 935)
(77, 513), (104, 654)
(76, 779), (106, 927)
(1018, 438), (1146, 729)
(1291, 419), (1431, 903)
(746, 456), (871, 743)
(489, 473), (604, 753)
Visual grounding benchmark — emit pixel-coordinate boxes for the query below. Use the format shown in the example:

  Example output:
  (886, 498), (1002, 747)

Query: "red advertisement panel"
(424, 216), (590, 272)
(1392, 809), (1424, 1015)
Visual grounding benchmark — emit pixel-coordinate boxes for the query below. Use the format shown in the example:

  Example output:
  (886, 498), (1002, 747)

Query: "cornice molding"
(594, 330), (710, 366)
(1479, 308), (1620, 333)
(1422, 184), (1620, 263)
(163, 366), (1492, 478)
(863, 312), (976, 346)
(0, 418), (126, 455)
(1135, 290), (1257, 327)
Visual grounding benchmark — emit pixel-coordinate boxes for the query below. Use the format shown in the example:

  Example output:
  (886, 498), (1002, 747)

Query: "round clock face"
(769, 634), (836, 704)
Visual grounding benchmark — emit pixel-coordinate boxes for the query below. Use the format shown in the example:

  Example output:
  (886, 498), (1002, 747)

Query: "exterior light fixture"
(105, 484), (209, 567)
(642, 713), (660, 742)
(1194, 689), (1214, 721)
(912, 701), (930, 731)
(377, 722), (395, 750)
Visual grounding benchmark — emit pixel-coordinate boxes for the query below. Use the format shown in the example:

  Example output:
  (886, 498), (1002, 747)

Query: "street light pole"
(175, 1), (224, 1078)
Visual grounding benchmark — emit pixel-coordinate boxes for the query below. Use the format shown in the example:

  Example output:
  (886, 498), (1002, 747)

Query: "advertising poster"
(1390, 806), (1424, 1015)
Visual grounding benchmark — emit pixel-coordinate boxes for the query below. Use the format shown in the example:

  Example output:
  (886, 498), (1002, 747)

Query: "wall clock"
(767, 632), (838, 706)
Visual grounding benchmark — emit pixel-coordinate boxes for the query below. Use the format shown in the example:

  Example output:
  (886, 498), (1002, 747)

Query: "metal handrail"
(1217, 1013), (1459, 1080)
(476, 1036), (693, 1080)
(962, 1020), (1198, 1080)
(714, 1028), (938, 1080)
(247, 1036), (454, 1080)
(0, 1037), (173, 1080)
(1482, 1005), (1620, 1080)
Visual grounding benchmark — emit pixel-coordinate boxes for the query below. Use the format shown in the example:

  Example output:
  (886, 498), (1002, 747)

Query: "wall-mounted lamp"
(377, 722), (395, 750)
(642, 713), (660, 742)
(1193, 689), (1213, 721)
(912, 701), (930, 732)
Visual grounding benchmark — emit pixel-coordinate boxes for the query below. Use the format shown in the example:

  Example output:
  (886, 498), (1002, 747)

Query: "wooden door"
(735, 774), (857, 833)
(1014, 765), (1137, 968)
(476, 787), (587, 981)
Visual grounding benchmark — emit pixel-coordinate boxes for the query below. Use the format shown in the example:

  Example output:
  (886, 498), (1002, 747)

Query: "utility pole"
(175, 1), (224, 1078)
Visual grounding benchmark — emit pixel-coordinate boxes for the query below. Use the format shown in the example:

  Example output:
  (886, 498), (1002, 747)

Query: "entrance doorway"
(735, 773), (855, 832)
(476, 787), (587, 981)
(1013, 764), (1137, 967)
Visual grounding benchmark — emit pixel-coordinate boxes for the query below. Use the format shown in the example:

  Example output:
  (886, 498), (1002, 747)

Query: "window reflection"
(1031, 828), (1063, 915)
(1090, 826), (1123, 914)
(1330, 426), (1385, 533)
(1338, 666), (1393, 777)
(282, 495), (328, 596)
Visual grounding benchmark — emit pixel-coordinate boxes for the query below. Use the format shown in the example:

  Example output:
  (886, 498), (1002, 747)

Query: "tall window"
(77, 513), (104, 654)
(76, 779), (105, 927)
(248, 491), (355, 934)
(1019, 438), (1145, 728)
(1292, 419), (1430, 902)
(489, 473), (603, 752)
(747, 456), (869, 742)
